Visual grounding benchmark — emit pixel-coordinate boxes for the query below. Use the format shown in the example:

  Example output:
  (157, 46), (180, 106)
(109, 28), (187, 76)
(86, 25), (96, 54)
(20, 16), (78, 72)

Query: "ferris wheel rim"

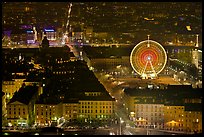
(130, 40), (167, 76)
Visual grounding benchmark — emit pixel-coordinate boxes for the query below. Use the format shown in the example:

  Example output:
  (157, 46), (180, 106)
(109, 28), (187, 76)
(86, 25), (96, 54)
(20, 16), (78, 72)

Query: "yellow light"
(144, 17), (154, 21)
(6, 94), (10, 98)
(186, 26), (191, 31)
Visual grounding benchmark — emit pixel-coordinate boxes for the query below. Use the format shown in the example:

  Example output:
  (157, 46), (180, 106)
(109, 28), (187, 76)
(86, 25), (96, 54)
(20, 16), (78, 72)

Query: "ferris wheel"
(130, 37), (167, 79)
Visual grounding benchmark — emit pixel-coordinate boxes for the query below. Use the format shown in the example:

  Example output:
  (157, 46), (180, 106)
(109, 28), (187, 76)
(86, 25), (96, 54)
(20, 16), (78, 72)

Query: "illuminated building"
(124, 85), (202, 133)
(28, 57), (115, 126)
(78, 91), (115, 124)
(35, 103), (60, 127)
(7, 100), (29, 127)
(59, 99), (78, 122)
(191, 35), (199, 70)
(90, 57), (131, 75)
(2, 74), (41, 102)
(84, 26), (93, 42)
(125, 89), (164, 129)
(7, 25), (38, 46)
(6, 85), (39, 127)
(72, 27), (84, 43)
(164, 105), (185, 131)
(26, 29), (35, 44)
(135, 104), (164, 129)
(42, 28), (57, 41)
(192, 49), (199, 69)
(10, 29), (27, 45)
(2, 78), (26, 101)
(163, 85), (202, 133)
(184, 104), (202, 133)
(34, 91), (115, 126)
(164, 104), (202, 133)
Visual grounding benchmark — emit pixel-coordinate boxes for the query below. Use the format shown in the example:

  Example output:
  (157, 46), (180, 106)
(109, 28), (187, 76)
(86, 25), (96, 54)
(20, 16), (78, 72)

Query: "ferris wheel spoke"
(141, 60), (149, 75)
(149, 61), (157, 76)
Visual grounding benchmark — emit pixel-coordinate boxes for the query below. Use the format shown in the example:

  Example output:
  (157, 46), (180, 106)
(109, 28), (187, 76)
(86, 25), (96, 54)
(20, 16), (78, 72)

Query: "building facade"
(164, 105), (185, 131)
(6, 101), (29, 127)
(124, 86), (202, 133)
(35, 103), (60, 127)
(6, 85), (40, 127)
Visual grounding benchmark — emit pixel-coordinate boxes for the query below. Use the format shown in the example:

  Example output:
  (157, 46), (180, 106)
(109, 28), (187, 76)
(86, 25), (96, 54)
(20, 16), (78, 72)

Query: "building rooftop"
(124, 87), (202, 106)
(8, 85), (38, 105)
(62, 98), (79, 104)
(124, 88), (164, 97)
(35, 93), (61, 105)
(167, 84), (193, 90)
(184, 103), (202, 111)
(79, 95), (115, 101)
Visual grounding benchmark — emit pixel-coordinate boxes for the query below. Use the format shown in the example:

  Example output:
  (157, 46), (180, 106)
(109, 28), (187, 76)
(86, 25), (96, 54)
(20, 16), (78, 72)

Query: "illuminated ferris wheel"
(130, 36), (167, 79)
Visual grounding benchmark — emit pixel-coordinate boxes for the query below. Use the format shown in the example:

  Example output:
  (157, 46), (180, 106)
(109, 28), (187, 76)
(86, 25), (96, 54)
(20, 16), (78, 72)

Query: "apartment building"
(6, 85), (39, 127)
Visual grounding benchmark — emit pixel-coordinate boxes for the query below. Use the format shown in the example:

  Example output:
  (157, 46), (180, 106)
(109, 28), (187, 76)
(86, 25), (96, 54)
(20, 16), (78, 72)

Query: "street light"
(119, 117), (124, 135)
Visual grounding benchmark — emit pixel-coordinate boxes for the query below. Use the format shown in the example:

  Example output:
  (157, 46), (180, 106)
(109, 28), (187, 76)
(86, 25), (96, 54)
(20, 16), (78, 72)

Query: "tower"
(195, 34), (199, 48)
(192, 34), (199, 68)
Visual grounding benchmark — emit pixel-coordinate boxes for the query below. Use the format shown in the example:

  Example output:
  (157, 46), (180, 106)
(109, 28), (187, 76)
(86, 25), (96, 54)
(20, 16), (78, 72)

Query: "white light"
(45, 29), (54, 32)
(4, 133), (9, 135)
(8, 123), (12, 127)
(6, 94), (10, 98)
(150, 73), (155, 77)
(63, 35), (68, 38)
(147, 56), (151, 60)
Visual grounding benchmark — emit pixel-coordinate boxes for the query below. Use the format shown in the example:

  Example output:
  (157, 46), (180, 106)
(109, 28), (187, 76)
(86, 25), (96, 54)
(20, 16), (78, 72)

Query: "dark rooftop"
(8, 85), (38, 105)
(184, 103), (202, 111)
(167, 84), (193, 90)
(62, 98), (79, 104)
(35, 93), (61, 104)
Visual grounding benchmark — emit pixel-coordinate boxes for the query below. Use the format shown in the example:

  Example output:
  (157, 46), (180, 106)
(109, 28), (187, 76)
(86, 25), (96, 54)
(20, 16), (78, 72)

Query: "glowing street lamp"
(119, 117), (124, 135)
